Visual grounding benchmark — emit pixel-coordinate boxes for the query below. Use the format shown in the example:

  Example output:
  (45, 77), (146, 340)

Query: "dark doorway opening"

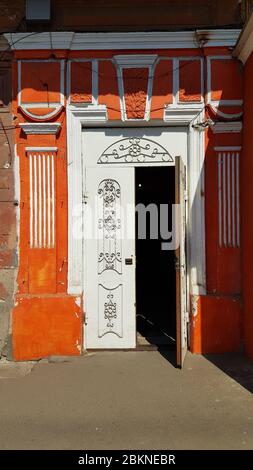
(135, 166), (176, 350)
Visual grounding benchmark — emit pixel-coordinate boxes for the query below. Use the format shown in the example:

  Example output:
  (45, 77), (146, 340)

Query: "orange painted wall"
(190, 295), (241, 354)
(12, 48), (244, 359)
(205, 130), (242, 295)
(13, 295), (82, 360)
(241, 52), (253, 363)
(179, 59), (202, 102)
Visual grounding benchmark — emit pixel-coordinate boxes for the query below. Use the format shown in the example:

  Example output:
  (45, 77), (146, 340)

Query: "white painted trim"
(212, 99), (243, 106)
(212, 121), (242, 133)
(177, 57), (204, 105)
(113, 55), (157, 121)
(19, 123), (61, 135)
(60, 60), (65, 106)
(114, 54), (157, 67)
(67, 104), (108, 122)
(67, 59), (97, 106)
(173, 58), (179, 106)
(187, 109), (206, 295)
(17, 61), (21, 107)
(67, 104), (108, 293)
(207, 56), (243, 118)
(67, 106), (206, 296)
(14, 145), (20, 269)
(92, 59), (99, 105)
(17, 59), (65, 120)
(209, 104), (243, 119)
(234, 12), (253, 63)
(25, 147), (58, 152)
(20, 106), (63, 121)
(4, 29), (241, 51)
(214, 146), (242, 151)
(20, 102), (61, 107)
(163, 105), (204, 125)
(207, 56), (243, 106)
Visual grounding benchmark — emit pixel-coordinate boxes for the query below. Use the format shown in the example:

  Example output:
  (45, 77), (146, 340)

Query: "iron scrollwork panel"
(98, 284), (123, 338)
(98, 137), (174, 164)
(97, 178), (122, 274)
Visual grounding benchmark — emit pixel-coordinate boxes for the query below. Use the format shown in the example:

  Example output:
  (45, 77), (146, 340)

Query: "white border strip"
(26, 147), (58, 152)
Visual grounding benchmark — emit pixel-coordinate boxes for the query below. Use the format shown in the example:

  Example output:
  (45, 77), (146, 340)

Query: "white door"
(175, 156), (188, 367)
(84, 166), (136, 348)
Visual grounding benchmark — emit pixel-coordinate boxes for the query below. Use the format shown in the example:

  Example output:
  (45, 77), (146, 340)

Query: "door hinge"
(185, 311), (189, 322)
(184, 190), (188, 202)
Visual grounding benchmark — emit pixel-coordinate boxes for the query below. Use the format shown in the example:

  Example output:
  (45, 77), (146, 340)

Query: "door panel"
(175, 156), (188, 367)
(85, 167), (136, 348)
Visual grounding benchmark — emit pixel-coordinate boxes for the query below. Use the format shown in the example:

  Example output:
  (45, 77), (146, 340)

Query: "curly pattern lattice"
(98, 137), (174, 164)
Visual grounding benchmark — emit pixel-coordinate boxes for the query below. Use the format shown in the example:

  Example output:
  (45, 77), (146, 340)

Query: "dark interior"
(135, 166), (176, 349)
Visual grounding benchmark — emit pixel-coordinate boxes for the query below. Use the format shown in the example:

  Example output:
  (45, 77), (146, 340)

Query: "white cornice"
(163, 105), (204, 125)
(20, 122), (61, 135)
(212, 121), (242, 134)
(68, 104), (108, 123)
(4, 30), (241, 51)
(234, 12), (253, 63)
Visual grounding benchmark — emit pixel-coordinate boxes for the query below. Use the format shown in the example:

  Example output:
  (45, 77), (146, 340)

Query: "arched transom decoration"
(98, 137), (174, 164)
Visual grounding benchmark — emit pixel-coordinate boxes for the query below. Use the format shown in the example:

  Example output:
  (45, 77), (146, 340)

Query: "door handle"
(125, 258), (133, 265)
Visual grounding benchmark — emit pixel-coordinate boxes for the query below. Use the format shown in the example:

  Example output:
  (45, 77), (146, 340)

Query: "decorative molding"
(207, 56), (243, 117)
(25, 147), (58, 152)
(217, 151), (240, 248)
(234, 11), (253, 63)
(114, 55), (157, 121)
(163, 105), (204, 125)
(4, 29), (241, 51)
(114, 54), (157, 68)
(20, 105), (64, 121)
(212, 122), (242, 134)
(28, 151), (56, 249)
(17, 59), (65, 121)
(208, 104), (243, 119)
(68, 104), (108, 123)
(176, 57), (204, 106)
(19, 122), (61, 135)
(196, 29), (241, 47)
(214, 146), (242, 151)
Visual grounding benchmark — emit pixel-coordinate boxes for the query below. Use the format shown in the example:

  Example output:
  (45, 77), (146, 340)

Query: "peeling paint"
(76, 341), (81, 352)
(191, 295), (199, 317)
(75, 296), (81, 308)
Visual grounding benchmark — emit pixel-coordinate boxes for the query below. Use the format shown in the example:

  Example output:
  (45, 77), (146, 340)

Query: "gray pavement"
(0, 351), (253, 450)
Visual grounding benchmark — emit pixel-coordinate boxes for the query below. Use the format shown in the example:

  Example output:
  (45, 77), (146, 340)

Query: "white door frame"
(82, 128), (187, 349)
(67, 105), (206, 303)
